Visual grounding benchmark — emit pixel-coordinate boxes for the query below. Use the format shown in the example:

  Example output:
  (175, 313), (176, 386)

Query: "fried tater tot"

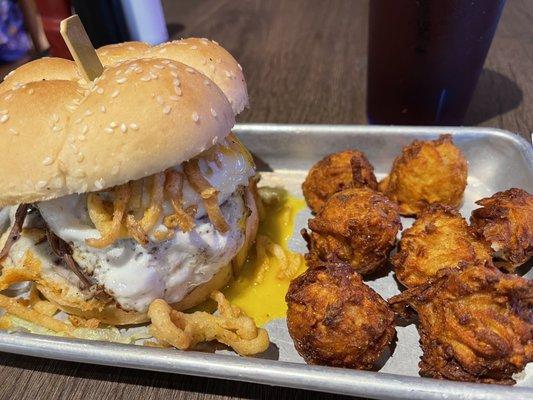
(286, 261), (396, 369)
(393, 204), (493, 287)
(379, 135), (467, 216)
(470, 188), (533, 272)
(303, 187), (401, 275)
(302, 150), (378, 213)
(389, 265), (533, 384)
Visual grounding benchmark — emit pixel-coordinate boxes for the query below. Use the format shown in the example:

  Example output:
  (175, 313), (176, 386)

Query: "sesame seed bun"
(95, 41), (151, 66)
(0, 57), (235, 207)
(97, 38), (248, 114)
(0, 57), (81, 93)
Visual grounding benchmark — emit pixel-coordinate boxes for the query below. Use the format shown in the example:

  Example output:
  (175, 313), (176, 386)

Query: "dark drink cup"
(367, 0), (506, 125)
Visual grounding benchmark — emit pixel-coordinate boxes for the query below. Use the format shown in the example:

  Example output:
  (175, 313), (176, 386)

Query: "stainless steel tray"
(0, 124), (532, 400)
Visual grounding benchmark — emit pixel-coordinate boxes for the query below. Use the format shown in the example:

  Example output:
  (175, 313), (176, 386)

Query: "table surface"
(1, 1), (532, 400)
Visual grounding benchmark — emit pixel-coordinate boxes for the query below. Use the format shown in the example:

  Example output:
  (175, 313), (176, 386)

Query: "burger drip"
(0, 204), (93, 290)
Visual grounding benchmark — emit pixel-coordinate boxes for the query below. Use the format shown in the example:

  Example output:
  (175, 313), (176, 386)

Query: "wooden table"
(1, 1), (532, 400)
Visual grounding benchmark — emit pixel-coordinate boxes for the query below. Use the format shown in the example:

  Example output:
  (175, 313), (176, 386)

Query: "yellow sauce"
(223, 188), (306, 326)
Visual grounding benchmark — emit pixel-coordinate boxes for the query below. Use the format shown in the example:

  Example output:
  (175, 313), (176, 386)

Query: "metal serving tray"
(0, 124), (532, 400)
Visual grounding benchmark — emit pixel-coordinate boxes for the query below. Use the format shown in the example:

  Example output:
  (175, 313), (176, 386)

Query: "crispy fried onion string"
(183, 159), (229, 233)
(86, 183), (131, 248)
(0, 204), (30, 262)
(86, 173), (166, 248)
(254, 235), (304, 284)
(0, 293), (72, 333)
(148, 291), (269, 356)
(163, 170), (197, 232)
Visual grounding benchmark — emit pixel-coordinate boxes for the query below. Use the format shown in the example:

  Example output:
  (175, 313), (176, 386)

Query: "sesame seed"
(168, 63), (177, 70)
(150, 72), (158, 79)
(225, 70), (231, 78)
(52, 114), (60, 122)
(135, 67), (143, 74)
(74, 118), (83, 124)
(210, 108), (217, 117)
(115, 70), (123, 76)
(186, 67), (195, 74)
(140, 76), (151, 82)
(238, 63), (243, 71)
(129, 123), (139, 130)
(127, 46), (135, 51)
(5, 70), (15, 78)
(190, 45), (198, 50)
(111, 90), (120, 98)
(154, 64), (164, 69)
(96, 87), (104, 94)
(201, 59), (207, 65)
(100, 105), (106, 113)
(120, 123), (127, 133)
(52, 125), (62, 132)
(28, 88), (35, 94)
(169, 95), (179, 101)
(42, 156), (54, 166)
(212, 40), (219, 45)
(36, 180), (48, 190)
(156, 95), (164, 104)
(81, 125), (88, 134)
(111, 165), (120, 175)
(9, 128), (18, 135)
(85, 110), (93, 116)
(163, 105), (171, 114)
(216, 58), (221, 63)
(161, 59), (170, 64)
(77, 153), (84, 162)
(209, 64), (215, 72)
(170, 71), (178, 78)
(110, 122), (118, 128)
(174, 87), (182, 96)
(159, 48), (167, 53)
(116, 77), (127, 84)
(94, 179), (105, 190)
(105, 128), (113, 134)
(192, 112), (199, 122)
(4, 93), (13, 101)
(78, 135), (86, 141)
(0, 114), (8, 123)
(204, 79), (211, 86)
(173, 78), (181, 86)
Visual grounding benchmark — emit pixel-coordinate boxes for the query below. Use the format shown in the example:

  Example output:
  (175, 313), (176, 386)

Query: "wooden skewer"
(60, 15), (104, 81)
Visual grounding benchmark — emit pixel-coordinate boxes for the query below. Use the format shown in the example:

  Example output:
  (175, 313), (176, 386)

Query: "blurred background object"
(1, 0), (168, 60)
(33, 0), (71, 58)
(367, 0), (507, 126)
(0, 0), (31, 62)
(71, 0), (130, 48)
(120, 0), (168, 45)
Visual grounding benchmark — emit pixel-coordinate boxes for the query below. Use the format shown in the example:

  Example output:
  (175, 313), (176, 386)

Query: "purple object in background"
(0, 0), (30, 62)
(367, 0), (506, 126)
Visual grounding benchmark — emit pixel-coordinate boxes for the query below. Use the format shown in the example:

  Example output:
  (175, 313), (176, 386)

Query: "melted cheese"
(222, 190), (306, 326)
(35, 138), (255, 313)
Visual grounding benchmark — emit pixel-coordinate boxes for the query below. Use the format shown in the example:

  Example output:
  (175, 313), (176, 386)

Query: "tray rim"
(1, 123), (532, 400)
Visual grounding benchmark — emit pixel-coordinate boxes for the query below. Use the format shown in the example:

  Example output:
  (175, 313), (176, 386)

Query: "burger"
(0, 39), (258, 325)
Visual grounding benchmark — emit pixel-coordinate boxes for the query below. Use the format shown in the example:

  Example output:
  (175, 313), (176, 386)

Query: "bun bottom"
(38, 185), (259, 326)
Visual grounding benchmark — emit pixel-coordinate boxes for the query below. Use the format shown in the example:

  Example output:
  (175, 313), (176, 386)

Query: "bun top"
(0, 39), (243, 207)
(96, 38), (248, 114)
